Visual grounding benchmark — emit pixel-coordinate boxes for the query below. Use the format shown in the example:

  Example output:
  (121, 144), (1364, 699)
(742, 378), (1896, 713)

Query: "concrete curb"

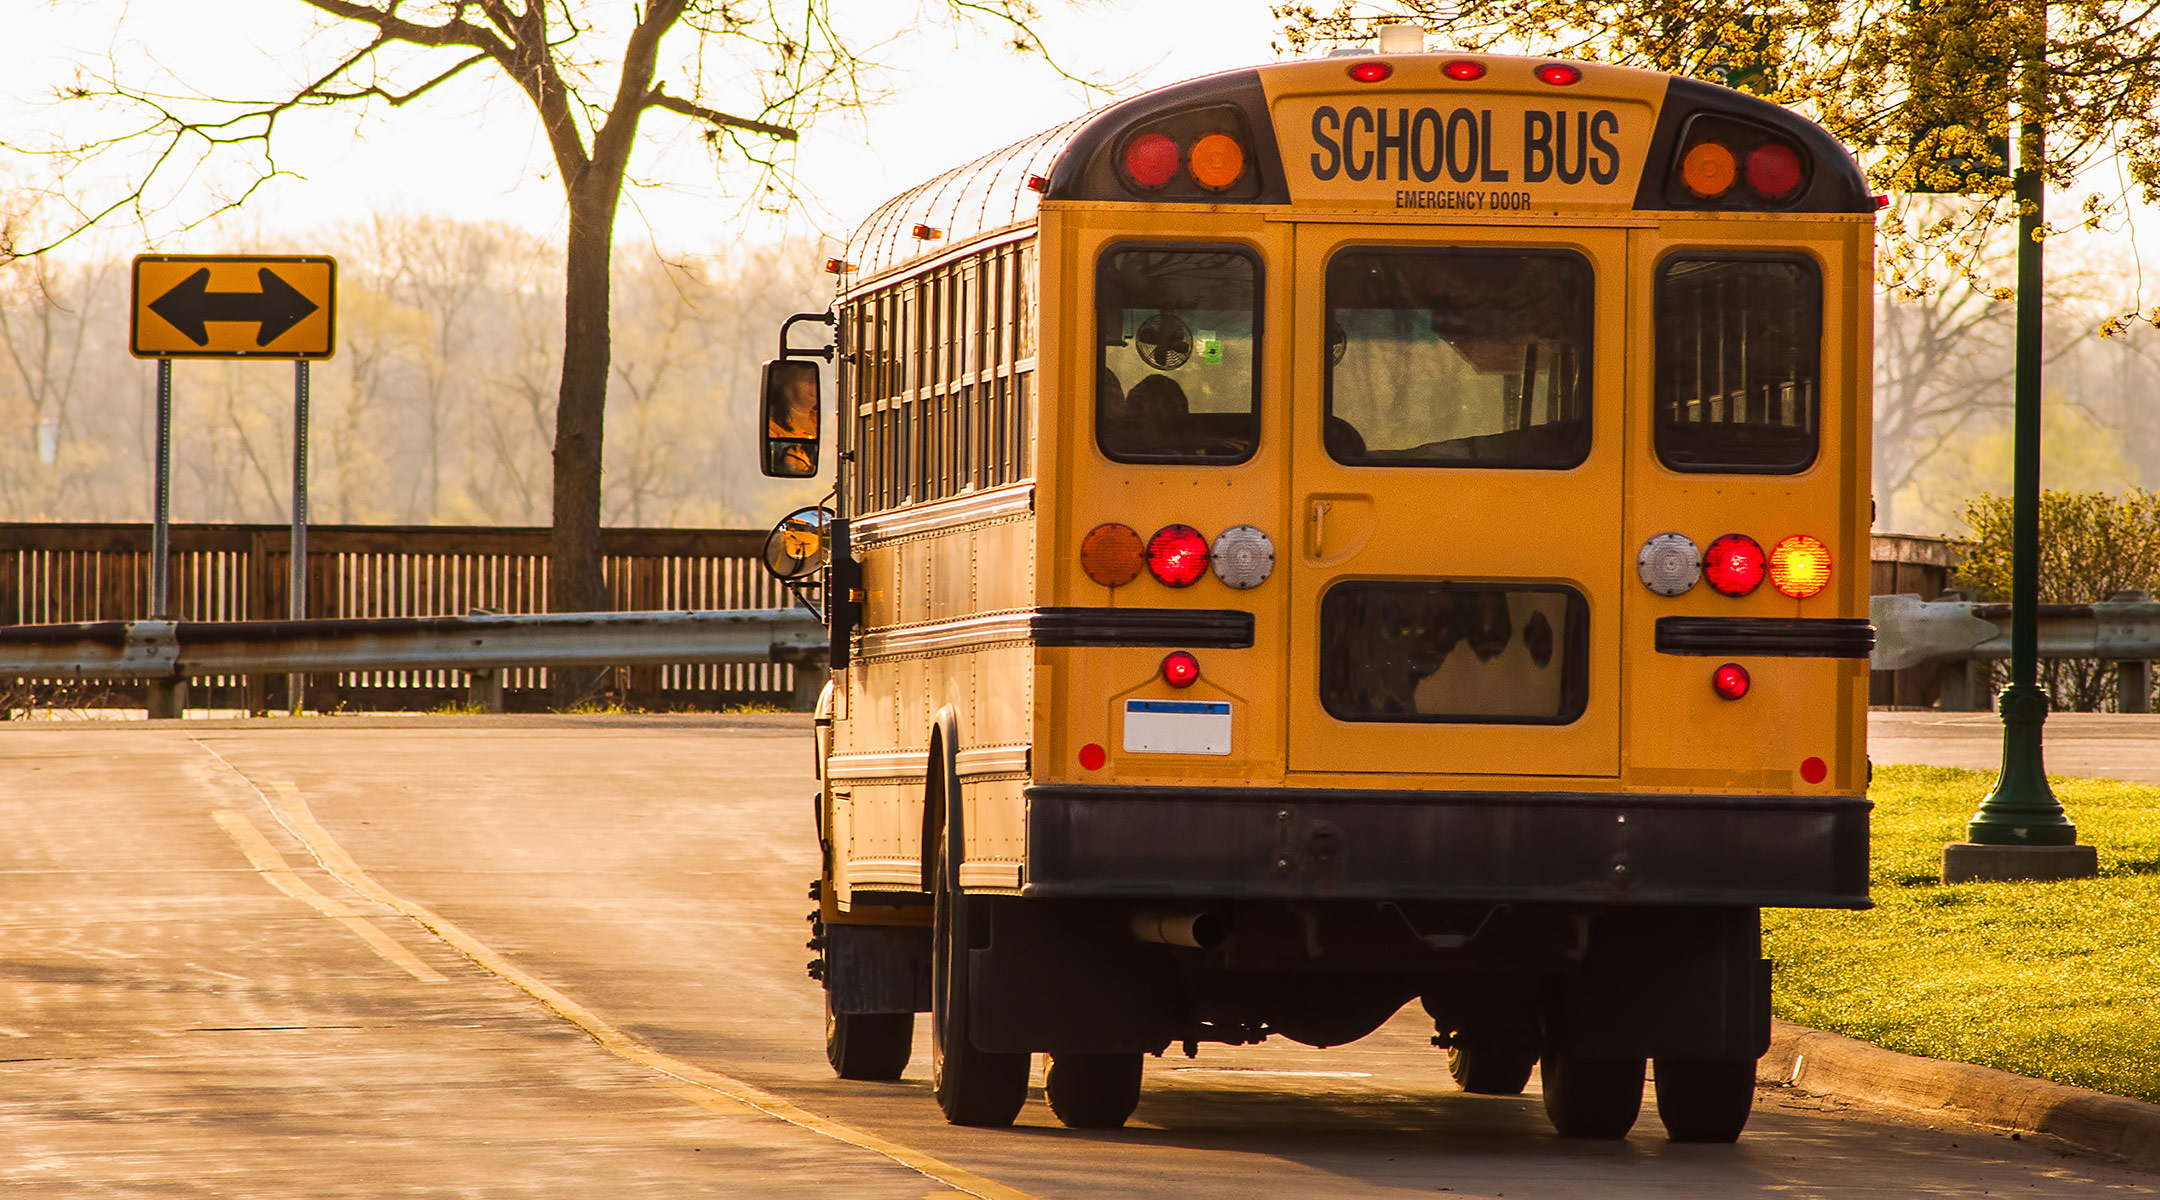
(1761, 1018), (2160, 1169)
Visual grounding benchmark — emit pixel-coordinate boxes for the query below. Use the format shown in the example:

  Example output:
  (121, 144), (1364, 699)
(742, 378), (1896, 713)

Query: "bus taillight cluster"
(1121, 131), (1249, 193)
(1636, 531), (1830, 600)
(1083, 522), (1276, 590)
(1677, 121), (1809, 205)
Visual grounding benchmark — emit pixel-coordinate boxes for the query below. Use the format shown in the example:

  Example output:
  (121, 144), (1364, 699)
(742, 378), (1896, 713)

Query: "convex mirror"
(762, 505), (834, 582)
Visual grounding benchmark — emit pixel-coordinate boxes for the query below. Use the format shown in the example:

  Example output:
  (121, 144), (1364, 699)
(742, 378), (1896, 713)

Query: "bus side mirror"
(760, 358), (822, 478)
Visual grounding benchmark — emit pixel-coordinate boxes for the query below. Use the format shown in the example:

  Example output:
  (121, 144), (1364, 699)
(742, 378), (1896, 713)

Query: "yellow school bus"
(759, 48), (1874, 1142)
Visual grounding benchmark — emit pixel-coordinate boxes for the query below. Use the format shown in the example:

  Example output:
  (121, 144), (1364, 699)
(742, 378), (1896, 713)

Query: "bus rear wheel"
(1045, 1053), (1143, 1129)
(1540, 1053), (1644, 1139)
(824, 993), (913, 1081)
(930, 854), (1030, 1127)
(1653, 1057), (1757, 1143)
(1446, 1041), (1538, 1096)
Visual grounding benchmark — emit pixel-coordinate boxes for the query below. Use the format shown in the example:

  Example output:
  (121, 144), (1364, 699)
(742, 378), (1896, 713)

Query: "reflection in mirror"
(762, 505), (834, 581)
(760, 359), (822, 478)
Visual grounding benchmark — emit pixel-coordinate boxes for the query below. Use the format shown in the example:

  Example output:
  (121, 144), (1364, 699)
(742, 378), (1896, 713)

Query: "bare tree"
(12, 0), (1072, 703)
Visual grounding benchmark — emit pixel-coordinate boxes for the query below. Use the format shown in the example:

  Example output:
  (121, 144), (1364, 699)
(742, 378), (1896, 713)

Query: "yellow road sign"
(131, 255), (337, 360)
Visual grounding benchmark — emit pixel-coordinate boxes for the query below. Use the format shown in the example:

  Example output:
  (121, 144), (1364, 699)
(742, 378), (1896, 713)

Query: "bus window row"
(1095, 243), (1822, 474)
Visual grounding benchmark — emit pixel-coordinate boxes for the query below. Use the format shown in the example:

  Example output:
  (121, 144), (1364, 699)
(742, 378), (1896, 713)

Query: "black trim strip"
(856, 607), (1254, 661)
(1655, 616), (1874, 658)
(1024, 784), (1871, 908)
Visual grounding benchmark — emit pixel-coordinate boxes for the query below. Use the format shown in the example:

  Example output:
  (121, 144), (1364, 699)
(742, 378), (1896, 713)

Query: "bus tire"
(1446, 1041), (1538, 1096)
(1653, 1057), (1756, 1143)
(1540, 1053), (1644, 1139)
(929, 788), (1030, 1126)
(1045, 1053), (1143, 1129)
(824, 992), (913, 1081)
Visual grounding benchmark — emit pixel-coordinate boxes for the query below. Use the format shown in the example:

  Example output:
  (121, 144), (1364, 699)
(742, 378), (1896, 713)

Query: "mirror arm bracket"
(780, 310), (837, 362)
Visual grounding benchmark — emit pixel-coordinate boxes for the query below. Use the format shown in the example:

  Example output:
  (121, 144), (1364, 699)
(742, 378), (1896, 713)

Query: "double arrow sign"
(131, 255), (337, 360)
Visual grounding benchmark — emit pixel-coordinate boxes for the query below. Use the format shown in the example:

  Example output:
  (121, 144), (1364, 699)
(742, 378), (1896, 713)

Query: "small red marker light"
(1534, 63), (1583, 86)
(1161, 651), (1200, 688)
(1079, 743), (1106, 771)
(1443, 60), (1486, 81)
(1347, 61), (1393, 83)
(1801, 756), (1828, 784)
(1027, 174), (1049, 192)
(911, 223), (942, 241)
(1145, 524), (1210, 588)
(823, 258), (856, 275)
(1123, 132), (1180, 190)
(1872, 194), (1890, 209)
(1712, 662), (1751, 701)
(1703, 533), (1767, 597)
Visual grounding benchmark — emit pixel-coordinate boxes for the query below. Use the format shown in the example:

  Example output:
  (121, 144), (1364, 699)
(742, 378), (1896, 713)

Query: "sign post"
(130, 254), (337, 718)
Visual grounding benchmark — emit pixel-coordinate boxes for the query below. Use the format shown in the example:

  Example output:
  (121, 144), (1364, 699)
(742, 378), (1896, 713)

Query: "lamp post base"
(1942, 842), (2098, 884)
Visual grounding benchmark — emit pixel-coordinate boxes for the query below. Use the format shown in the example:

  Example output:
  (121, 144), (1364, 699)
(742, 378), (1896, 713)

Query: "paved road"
(1871, 711), (2160, 783)
(1, 714), (2153, 1197)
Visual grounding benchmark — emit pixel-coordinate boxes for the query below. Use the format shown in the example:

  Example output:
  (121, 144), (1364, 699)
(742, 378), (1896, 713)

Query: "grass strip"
(1764, 764), (2160, 1102)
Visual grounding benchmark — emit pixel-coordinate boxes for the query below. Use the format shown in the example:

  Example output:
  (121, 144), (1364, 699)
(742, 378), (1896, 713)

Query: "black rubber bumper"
(1023, 785), (1871, 909)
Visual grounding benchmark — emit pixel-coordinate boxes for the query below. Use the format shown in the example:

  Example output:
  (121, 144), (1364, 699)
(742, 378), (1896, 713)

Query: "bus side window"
(1653, 255), (1823, 473)
(1096, 246), (1260, 464)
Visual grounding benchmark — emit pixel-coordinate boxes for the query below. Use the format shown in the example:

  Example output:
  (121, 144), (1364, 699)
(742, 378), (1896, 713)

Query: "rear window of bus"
(1323, 248), (1593, 470)
(1653, 255), (1822, 473)
(1096, 245), (1260, 464)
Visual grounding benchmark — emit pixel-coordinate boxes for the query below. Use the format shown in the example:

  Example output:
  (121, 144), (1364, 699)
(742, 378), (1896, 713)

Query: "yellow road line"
(191, 740), (1041, 1200)
(211, 809), (447, 983)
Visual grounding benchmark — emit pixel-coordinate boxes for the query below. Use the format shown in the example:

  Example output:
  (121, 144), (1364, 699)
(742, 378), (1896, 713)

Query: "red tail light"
(1746, 142), (1804, 199)
(1161, 651), (1200, 688)
(1712, 663), (1751, 700)
(1123, 133), (1179, 190)
(1703, 533), (1766, 597)
(1146, 524), (1210, 588)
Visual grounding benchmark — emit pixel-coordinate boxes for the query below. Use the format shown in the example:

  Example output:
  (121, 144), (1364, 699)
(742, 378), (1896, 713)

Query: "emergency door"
(1284, 223), (1624, 779)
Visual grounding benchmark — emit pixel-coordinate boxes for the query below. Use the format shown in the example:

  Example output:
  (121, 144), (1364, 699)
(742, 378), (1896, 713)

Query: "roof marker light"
(1534, 63), (1583, 86)
(911, 223), (942, 241)
(1210, 525), (1276, 590)
(1443, 60), (1487, 81)
(1637, 532), (1703, 597)
(1703, 533), (1767, 597)
(823, 258), (856, 275)
(1347, 61), (1393, 83)
(1027, 174), (1049, 192)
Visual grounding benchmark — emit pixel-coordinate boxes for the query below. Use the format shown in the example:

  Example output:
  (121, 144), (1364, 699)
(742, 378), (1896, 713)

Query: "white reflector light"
(1637, 532), (1702, 596)
(1210, 525), (1276, 589)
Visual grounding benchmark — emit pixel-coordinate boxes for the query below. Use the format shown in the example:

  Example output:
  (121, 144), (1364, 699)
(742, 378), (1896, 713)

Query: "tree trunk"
(548, 178), (617, 708)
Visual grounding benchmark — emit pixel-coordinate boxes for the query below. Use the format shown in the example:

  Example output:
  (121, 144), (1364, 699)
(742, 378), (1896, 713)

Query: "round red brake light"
(1161, 651), (1200, 688)
(1746, 142), (1804, 199)
(1347, 61), (1393, 83)
(1123, 133), (1179, 190)
(1703, 533), (1767, 597)
(1712, 662), (1751, 701)
(1145, 524), (1210, 588)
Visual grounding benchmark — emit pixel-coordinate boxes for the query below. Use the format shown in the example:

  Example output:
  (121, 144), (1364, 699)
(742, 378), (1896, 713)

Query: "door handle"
(1306, 499), (1333, 559)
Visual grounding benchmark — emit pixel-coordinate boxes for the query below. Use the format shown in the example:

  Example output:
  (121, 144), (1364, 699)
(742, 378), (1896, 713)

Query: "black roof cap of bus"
(1041, 68), (1292, 205)
(1636, 76), (1874, 214)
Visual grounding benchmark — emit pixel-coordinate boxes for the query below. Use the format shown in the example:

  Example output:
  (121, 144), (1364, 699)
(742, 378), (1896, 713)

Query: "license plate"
(1123, 699), (1232, 755)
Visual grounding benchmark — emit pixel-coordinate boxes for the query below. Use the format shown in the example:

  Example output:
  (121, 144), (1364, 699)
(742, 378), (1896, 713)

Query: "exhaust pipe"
(1131, 910), (1229, 950)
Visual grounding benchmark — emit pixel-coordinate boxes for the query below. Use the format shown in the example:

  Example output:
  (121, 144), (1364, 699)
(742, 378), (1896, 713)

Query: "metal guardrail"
(0, 609), (829, 679)
(1871, 592), (2158, 712)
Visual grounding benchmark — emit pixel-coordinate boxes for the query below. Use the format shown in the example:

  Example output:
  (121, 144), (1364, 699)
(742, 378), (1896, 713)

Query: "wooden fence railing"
(0, 523), (799, 713)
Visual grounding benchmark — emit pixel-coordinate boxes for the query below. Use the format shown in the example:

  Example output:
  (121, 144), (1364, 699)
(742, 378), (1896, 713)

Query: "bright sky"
(0, 0), (1289, 258)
